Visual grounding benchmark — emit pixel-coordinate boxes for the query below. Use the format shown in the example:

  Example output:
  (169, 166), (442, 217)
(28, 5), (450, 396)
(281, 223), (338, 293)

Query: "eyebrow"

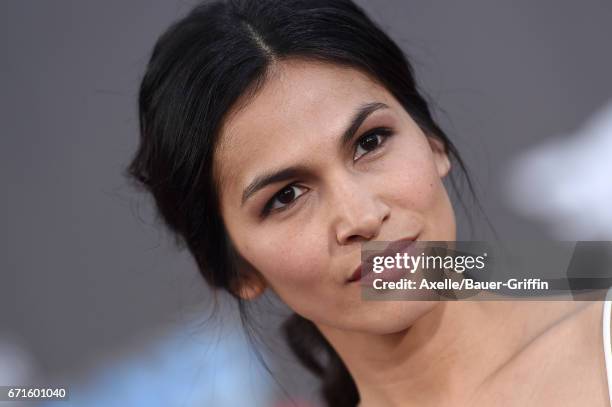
(240, 101), (390, 206)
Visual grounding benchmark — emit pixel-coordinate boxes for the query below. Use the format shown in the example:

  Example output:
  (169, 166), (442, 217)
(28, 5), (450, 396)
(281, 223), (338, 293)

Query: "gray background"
(1, 0), (611, 401)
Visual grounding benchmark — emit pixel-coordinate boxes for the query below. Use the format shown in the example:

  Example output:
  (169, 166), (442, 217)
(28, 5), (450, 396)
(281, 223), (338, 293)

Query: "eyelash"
(260, 127), (394, 217)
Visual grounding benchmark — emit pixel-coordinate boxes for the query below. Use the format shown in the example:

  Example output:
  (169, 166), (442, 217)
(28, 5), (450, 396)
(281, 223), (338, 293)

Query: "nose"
(331, 177), (390, 245)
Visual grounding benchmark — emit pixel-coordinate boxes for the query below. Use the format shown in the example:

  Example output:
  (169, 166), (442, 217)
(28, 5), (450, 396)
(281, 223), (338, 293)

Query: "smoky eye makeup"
(258, 125), (396, 218)
(353, 126), (394, 160)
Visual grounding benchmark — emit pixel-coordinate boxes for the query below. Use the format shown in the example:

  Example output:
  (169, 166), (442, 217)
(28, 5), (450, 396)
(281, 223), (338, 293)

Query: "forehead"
(214, 59), (397, 199)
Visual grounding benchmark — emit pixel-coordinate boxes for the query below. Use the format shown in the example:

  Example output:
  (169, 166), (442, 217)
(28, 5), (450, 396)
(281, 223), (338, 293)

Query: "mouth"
(347, 234), (420, 284)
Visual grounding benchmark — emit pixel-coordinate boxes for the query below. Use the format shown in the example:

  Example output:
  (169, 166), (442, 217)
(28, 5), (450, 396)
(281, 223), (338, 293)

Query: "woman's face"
(214, 60), (456, 334)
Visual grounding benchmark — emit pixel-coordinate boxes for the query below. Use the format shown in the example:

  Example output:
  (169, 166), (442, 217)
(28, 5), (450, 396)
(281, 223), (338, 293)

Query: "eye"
(262, 184), (307, 215)
(354, 128), (393, 161)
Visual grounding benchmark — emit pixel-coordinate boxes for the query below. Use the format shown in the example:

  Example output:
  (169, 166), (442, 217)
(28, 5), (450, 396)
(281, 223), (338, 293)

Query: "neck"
(316, 300), (583, 407)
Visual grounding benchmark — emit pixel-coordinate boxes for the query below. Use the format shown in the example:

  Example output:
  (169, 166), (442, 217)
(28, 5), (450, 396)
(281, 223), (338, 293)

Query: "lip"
(347, 235), (419, 283)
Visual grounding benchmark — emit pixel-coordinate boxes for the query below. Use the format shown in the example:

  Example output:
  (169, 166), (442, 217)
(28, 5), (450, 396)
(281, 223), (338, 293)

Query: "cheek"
(383, 137), (456, 239)
(239, 226), (329, 292)
(385, 142), (442, 208)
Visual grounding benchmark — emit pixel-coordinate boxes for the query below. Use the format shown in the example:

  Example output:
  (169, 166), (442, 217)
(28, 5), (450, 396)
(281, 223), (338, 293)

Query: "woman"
(127, 0), (610, 405)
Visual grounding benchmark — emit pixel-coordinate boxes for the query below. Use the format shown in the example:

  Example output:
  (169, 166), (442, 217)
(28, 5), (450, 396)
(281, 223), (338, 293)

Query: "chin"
(348, 300), (440, 335)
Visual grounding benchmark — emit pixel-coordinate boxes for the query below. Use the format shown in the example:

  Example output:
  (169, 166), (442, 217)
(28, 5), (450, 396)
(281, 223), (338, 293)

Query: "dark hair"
(127, 0), (482, 405)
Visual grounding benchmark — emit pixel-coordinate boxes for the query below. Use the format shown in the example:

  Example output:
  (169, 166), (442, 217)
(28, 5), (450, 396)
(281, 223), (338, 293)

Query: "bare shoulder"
(531, 301), (609, 406)
(475, 301), (610, 406)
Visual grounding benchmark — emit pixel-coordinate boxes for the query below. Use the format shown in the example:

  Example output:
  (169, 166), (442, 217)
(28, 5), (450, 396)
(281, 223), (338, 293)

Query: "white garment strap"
(603, 287), (612, 406)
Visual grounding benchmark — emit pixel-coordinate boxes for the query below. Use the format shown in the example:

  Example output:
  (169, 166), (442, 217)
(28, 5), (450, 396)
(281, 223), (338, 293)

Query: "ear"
(427, 136), (451, 178)
(229, 255), (268, 300)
